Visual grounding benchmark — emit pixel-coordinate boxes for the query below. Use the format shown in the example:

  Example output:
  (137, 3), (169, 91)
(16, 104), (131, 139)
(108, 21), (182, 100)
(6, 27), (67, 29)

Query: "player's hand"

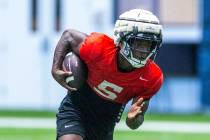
(127, 98), (149, 120)
(51, 69), (77, 91)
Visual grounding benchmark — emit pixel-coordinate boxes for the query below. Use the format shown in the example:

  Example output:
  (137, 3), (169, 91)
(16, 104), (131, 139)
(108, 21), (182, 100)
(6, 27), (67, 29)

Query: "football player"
(52, 9), (163, 140)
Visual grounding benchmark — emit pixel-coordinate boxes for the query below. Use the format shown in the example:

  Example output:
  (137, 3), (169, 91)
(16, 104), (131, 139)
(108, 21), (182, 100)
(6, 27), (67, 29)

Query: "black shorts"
(56, 84), (124, 140)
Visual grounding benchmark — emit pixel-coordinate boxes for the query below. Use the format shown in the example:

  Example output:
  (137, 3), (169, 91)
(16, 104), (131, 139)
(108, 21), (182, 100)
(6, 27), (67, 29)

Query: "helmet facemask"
(119, 32), (162, 68)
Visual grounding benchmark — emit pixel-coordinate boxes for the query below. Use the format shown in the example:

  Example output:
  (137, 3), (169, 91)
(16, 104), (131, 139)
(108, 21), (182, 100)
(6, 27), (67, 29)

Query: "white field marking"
(66, 76), (74, 83)
(0, 117), (210, 133)
(115, 120), (210, 134)
(0, 117), (55, 129)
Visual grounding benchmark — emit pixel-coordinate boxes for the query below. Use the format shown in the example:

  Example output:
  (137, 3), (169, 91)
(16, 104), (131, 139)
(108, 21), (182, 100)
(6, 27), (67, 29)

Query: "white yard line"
(0, 117), (210, 134)
(115, 121), (210, 134)
(0, 117), (55, 129)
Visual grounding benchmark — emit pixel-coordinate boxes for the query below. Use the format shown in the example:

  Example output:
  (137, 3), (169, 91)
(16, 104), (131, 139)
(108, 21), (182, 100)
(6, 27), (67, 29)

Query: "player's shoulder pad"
(85, 32), (113, 46)
(80, 32), (113, 63)
(142, 61), (163, 98)
(146, 60), (163, 83)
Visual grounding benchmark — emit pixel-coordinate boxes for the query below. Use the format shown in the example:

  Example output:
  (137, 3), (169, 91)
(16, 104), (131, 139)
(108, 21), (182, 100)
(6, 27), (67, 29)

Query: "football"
(62, 52), (87, 89)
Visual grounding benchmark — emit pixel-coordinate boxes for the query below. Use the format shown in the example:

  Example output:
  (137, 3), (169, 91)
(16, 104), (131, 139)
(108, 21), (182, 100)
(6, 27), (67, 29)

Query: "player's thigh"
(58, 134), (83, 140)
(56, 95), (85, 139)
(101, 129), (114, 140)
(56, 115), (85, 139)
(84, 122), (114, 140)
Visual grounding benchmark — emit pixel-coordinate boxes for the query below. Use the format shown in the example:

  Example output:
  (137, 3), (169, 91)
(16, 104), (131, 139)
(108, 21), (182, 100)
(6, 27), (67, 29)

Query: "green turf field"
(0, 128), (55, 140)
(0, 128), (210, 140)
(1, 110), (210, 122)
(0, 110), (210, 140)
(114, 131), (210, 140)
(0, 110), (56, 118)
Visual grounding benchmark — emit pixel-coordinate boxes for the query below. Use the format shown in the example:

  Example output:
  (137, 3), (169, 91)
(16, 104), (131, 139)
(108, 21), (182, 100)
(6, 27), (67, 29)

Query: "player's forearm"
(52, 31), (72, 70)
(126, 114), (144, 130)
(52, 29), (87, 71)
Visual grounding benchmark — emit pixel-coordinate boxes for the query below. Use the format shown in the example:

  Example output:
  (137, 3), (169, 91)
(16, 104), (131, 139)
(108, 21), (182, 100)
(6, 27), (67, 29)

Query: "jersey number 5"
(93, 80), (123, 100)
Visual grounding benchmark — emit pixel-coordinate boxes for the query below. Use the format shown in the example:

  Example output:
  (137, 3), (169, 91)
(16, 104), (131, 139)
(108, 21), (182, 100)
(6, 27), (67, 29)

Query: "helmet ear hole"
(119, 32), (125, 39)
(133, 26), (138, 34)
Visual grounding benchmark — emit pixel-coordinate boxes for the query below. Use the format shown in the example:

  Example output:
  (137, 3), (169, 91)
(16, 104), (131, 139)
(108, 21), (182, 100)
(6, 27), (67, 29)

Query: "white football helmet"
(114, 9), (162, 68)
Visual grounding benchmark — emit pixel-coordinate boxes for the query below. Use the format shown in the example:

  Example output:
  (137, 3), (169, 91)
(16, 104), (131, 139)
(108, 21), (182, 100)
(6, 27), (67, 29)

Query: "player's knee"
(58, 134), (83, 140)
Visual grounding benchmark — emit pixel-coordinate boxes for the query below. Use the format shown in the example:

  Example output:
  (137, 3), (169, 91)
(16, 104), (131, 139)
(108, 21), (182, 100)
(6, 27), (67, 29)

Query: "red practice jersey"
(80, 32), (163, 104)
